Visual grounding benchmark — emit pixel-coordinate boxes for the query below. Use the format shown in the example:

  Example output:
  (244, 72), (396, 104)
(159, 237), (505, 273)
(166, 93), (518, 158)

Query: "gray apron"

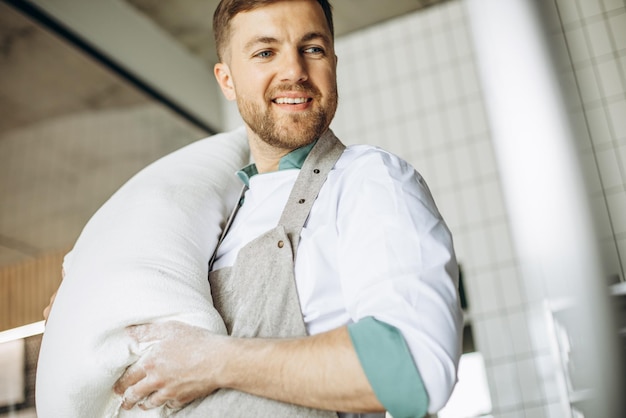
(181, 130), (385, 418)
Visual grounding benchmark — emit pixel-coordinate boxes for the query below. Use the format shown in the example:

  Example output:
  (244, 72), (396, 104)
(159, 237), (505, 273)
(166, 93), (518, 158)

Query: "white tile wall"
(553, 0), (626, 285)
(331, 0), (625, 416)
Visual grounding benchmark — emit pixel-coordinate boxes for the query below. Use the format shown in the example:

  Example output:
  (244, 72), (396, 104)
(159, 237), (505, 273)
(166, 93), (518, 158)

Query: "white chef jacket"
(212, 143), (462, 413)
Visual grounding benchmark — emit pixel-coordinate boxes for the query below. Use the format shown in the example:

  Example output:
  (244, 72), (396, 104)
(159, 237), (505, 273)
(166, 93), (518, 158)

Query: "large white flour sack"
(36, 128), (250, 417)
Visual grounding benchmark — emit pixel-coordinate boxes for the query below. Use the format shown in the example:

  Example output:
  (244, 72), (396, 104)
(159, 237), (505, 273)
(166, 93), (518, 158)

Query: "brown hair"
(213, 0), (334, 62)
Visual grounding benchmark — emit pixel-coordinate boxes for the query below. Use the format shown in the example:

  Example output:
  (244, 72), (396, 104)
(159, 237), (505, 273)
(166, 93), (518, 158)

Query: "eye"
(304, 46), (325, 55)
(254, 50), (274, 59)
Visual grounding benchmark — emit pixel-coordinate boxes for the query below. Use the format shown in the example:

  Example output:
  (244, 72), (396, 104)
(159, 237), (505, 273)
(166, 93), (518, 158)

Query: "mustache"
(267, 82), (321, 99)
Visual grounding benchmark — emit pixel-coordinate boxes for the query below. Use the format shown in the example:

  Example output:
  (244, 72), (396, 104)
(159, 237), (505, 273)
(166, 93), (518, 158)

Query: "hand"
(42, 291), (57, 323)
(114, 321), (227, 410)
(43, 268), (64, 322)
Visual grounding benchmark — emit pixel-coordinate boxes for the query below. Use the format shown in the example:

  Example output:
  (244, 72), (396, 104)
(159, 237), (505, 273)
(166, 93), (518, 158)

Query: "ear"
(214, 62), (236, 101)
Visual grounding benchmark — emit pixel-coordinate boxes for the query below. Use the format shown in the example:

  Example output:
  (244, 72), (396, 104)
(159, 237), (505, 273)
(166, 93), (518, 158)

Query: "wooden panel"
(0, 250), (67, 331)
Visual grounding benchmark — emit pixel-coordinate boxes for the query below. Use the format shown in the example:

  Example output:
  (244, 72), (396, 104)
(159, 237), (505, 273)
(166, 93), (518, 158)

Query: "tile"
(556, 0), (582, 25)
(393, 43), (413, 79)
(500, 265), (526, 307)
(592, 194), (617, 239)
(439, 148), (461, 188)
(586, 19), (614, 58)
(458, 60), (482, 97)
(444, 0), (464, 22)
(470, 316), (494, 357)
(596, 58), (625, 98)
(579, 150), (603, 194)
(379, 86), (398, 124)
(423, 110), (445, 145)
(446, 103), (469, 144)
(522, 405), (549, 418)
(451, 141), (476, 183)
(516, 356), (546, 404)
(606, 190), (626, 233)
(491, 221), (516, 263)
(497, 410), (526, 418)
(609, 12), (626, 51)
(575, 64), (602, 104)
(460, 183), (486, 225)
(438, 65), (460, 105)
(542, 0), (562, 32)
(472, 138), (499, 178)
(552, 31), (575, 73)
(534, 352), (566, 401)
(474, 270), (502, 314)
(488, 361), (524, 409)
(485, 316), (516, 360)
(410, 37), (431, 74)
(451, 24), (472, 58)
(433, 31), (453, 65)
(617, 237), (626, 280)
(604, 0), (626, 12)
(527, 305), (554, 352)
(435, 190), (462, 230)
(569, 110), (593, 151)
(586, 105), (614, 145)
(481, 177), (508, 221)
(596, 146), (624, 189)
(599, 238), (622, 279)
(466, 227), (495, 269)
(565, 26), (591, 64)
(546, 401), (571, 418)
(560, 70), (584, 111)
(608, 99), (626, 139)
(507, 310), (534, 355)
(577, 0), (604, 19)
(417, 73), (440, 110)
(620, 141), (626, 174)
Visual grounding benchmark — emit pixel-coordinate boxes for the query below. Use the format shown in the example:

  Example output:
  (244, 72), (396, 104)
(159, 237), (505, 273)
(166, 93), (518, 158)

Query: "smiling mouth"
(273, 97), (312, 105)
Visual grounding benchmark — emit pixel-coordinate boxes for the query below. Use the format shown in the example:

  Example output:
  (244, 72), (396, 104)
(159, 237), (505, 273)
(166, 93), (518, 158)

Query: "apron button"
(298, 199), (306, 204)
(313, 169), (320, 174)
(277, 240), (284, 248)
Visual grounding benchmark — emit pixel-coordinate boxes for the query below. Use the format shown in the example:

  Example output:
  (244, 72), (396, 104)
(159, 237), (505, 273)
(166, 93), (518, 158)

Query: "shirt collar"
(236, 139), (317, 187)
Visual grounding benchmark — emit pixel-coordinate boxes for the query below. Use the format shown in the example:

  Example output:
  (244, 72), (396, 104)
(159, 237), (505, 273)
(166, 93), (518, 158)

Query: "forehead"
(229, 0), (332, 45)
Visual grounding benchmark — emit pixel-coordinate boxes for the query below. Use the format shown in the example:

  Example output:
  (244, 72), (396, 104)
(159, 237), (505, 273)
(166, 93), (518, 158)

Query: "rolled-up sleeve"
(336, 149), (463, 414)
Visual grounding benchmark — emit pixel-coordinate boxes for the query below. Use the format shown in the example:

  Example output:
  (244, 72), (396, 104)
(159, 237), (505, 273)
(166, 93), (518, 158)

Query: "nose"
(279, 50), (308, 83)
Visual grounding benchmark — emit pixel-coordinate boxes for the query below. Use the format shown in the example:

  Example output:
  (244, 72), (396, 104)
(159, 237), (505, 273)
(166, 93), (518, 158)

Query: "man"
(112, 0), (462, 416)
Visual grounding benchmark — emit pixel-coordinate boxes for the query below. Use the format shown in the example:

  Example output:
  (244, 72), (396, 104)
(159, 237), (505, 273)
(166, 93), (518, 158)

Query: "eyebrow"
(243, 31), (331, 51)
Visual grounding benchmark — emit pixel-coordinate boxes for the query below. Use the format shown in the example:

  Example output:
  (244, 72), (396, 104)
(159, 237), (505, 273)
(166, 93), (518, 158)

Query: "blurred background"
(0, 0), (625, 417)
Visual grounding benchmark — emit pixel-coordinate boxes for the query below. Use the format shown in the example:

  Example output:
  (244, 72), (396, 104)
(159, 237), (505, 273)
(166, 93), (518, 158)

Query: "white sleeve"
(336, 148), (463, 413)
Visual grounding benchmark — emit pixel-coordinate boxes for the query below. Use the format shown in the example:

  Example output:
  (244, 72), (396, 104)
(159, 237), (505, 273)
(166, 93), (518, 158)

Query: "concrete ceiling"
(0, 2), (149, 134)
(0, 0), (446, 136)
(125, 0), (445, 67)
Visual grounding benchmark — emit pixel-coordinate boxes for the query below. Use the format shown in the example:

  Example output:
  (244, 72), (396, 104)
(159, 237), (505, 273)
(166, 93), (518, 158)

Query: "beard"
(237, 82), (338, 150)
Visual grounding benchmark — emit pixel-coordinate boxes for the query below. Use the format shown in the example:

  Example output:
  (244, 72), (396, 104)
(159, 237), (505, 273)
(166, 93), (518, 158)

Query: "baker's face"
(214, 0), (338, 151)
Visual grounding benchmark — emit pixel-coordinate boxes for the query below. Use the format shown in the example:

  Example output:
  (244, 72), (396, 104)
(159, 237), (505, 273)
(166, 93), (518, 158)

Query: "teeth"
(274, 97), (308, 104)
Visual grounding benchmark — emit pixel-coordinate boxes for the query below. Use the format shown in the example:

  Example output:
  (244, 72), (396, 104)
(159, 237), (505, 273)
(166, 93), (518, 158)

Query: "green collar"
(237, 139), (317, 187)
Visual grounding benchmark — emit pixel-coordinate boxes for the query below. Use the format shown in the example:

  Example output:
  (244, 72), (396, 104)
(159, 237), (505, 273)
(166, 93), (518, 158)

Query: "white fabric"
(212, 145), (463, 413)
(36, 128), (250, 418)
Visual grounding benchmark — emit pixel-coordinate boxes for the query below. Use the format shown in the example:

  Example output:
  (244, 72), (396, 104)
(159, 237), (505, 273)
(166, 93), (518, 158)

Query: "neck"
(245, 127), (291, 174)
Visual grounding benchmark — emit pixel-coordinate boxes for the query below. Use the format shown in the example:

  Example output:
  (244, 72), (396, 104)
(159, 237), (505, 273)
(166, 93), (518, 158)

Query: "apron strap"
(278, 129), (346, 256)
(208, 184), (247, 272)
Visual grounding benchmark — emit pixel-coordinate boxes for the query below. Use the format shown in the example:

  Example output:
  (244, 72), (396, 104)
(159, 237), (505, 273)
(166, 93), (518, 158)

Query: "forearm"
(219, 325), (384, 413)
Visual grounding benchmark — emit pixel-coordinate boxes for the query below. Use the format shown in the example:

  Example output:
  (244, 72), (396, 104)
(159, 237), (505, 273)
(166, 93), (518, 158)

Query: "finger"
(138, 390), (168, 410)
(43, 292), (57, 322)
(114, 363), (147, 395)
(121, 378), (157, 410)
(126, 323), (153, 343)
(126, 321), (181, 343)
